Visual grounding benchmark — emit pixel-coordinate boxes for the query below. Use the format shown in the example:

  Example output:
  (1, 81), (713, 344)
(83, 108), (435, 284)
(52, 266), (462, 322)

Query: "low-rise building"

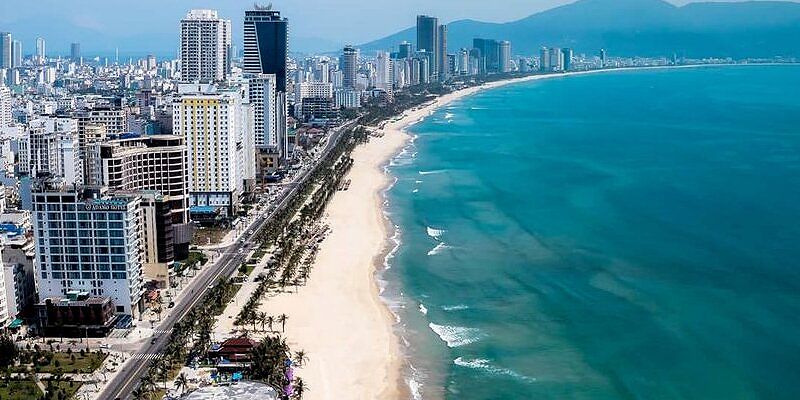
(35, 292), (116, 337)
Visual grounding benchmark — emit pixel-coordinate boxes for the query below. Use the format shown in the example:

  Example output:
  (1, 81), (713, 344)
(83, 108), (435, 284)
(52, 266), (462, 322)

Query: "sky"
(0, 0), (797, 55)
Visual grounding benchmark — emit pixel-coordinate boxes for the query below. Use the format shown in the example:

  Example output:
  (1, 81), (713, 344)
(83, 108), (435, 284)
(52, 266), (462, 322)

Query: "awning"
(8, 318), (23, 329)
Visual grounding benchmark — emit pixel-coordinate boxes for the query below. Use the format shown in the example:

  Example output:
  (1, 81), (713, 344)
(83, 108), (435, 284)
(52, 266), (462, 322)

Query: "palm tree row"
(133, 278), (238, 399)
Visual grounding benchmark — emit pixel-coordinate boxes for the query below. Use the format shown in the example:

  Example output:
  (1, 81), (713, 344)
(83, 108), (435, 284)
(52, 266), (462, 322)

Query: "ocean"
(383, 65), (800, 399)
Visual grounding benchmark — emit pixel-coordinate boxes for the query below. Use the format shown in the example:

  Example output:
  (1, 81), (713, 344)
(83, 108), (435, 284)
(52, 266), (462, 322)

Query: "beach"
(250, 65), (750, 399)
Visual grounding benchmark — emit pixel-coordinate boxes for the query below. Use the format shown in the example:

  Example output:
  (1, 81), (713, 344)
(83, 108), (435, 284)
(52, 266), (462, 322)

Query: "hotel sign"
(85, 201), (127, 211)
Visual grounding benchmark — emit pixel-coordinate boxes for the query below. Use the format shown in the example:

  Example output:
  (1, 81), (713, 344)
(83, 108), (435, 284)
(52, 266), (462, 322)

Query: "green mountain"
(358, 0), (800, 58)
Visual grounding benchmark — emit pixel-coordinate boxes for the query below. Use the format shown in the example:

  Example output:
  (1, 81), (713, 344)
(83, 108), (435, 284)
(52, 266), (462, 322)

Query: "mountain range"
(358, 0), (800, 58)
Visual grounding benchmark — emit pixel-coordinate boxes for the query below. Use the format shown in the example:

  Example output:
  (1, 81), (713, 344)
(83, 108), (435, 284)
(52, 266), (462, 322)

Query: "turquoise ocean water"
(383, 65), (800, 399)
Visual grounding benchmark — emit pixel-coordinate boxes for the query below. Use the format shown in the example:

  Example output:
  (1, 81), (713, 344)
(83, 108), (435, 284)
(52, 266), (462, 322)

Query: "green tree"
(0, 334), (18, 368)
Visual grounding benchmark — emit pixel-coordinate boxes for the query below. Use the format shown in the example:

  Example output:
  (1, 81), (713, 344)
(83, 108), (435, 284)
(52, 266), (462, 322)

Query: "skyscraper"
(11, 40), (22, 68)
(36, 37), (45, 63)
(549, 47), (563, 71)
(243, 6), (288, 92)
(70, 43), (81, 62)
(499, 40), (512, 73)
(563, 48), (574, 71)
(342, 45), (359, 90)
(437, 25), (448, 80)
(540, 47), (550, 72)
(416, 15), (439, 79)
(173, 84), (252, 217)
(375, 51), (393, 98)
(600, 49), (608, 67)
(179, 9), (231, 83)
(0, 32), (10, 69)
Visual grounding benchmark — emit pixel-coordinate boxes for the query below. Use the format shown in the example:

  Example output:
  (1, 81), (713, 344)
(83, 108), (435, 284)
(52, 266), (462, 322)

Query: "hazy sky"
(0, 0), (797, 53)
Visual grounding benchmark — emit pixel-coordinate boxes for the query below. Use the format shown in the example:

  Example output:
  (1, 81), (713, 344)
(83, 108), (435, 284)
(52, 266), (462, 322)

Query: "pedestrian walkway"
(131, 353), (162, 361)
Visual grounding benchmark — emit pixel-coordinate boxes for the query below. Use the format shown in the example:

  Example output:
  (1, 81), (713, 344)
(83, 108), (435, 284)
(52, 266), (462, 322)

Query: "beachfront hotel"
(31, 178), (146, 316)
(172, 83), (254, 218)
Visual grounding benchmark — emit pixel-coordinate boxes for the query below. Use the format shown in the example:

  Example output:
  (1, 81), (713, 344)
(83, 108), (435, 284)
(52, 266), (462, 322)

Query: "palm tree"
(175, 372), (189, 395)
(294, 350), (308, 367)
(277, 314), (288, 333)
(258, 312), (268, 331)
(131, 386), (149, 400)
(266, 315), (275, 332)
(293, 377), (307, 399)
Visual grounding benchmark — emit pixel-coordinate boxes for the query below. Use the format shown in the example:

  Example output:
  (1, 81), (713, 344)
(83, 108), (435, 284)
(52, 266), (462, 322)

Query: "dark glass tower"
(416, 15), (438, 78)
(244, 7), (288, 92)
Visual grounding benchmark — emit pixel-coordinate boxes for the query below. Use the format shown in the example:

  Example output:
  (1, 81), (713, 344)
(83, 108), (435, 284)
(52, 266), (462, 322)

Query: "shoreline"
(255, 62), (787, 400)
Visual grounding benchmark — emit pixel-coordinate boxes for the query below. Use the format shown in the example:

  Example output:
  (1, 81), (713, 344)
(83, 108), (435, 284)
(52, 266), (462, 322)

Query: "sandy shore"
(254, 64), (744, 400)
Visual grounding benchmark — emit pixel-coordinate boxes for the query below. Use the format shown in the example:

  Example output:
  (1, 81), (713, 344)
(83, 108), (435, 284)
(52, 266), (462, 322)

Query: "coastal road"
(99, 121), (356, 400)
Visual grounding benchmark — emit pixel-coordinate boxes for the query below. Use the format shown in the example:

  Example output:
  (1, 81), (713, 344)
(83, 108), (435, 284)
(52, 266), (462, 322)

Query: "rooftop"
(182, 381), (278, 400)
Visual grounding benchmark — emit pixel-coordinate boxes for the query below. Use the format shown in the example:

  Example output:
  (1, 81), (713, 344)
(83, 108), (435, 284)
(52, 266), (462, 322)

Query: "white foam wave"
(412, 188), (419, 193)
(415, 180), (423, 184)
(426, 226), (445, 239)
(418, 303), (428, 315)
(427, 242), (450, 256)
(418, 169), (446, 176)
(429, 323), (484, 347)
(453, 357), (537, 383)
(442, 304), (470, 311)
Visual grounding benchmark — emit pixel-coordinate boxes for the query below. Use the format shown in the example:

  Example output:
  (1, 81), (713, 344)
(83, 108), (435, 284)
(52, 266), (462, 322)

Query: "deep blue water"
(385, 66), (800, 400)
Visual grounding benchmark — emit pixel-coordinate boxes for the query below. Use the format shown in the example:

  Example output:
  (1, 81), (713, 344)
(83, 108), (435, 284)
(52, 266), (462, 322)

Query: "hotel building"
(32, 179), (145, 316)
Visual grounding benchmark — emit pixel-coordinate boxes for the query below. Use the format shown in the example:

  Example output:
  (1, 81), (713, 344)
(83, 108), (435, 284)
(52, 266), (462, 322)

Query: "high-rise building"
(600, 48), (608, 67)
(19, 116), (82, 186)
(375, 51), (393, 98)
(540, 47), (550, 72)
(341, 45), (359, 90)
(473, 38), (501, 74)
(437, 25), (448, 80)
(35, 37), (46, 63)
(416, 15), (439, 79)
(499, 40), (512, 73)
(95, 135), (192, 287)
(243, 6), (288, 92)
(0, 86), (11, 127)
(11, 40), (22, 68)
(563, 48), (574, 71)
(247, 73), (278, 148)
(179, 9), (232, 83)
(398, 41), (413, 59)
(70, 43), (81, 62)
(31, 179), (145, 316)
(458, 48), (469, 75)
(0, 32), (10, 69)
(549, 47), (563, 72)
(172, 84), (253, 217)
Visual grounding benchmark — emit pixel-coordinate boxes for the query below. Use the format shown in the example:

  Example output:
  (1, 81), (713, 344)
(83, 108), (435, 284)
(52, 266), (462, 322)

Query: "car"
(168, 301), (175, 308)
(100, 344), (111, 349)
(151, 338), (157, 344)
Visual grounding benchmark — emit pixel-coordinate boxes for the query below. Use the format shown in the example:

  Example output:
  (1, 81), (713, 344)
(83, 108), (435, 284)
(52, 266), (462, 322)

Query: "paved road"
(100, 121), (355, 400)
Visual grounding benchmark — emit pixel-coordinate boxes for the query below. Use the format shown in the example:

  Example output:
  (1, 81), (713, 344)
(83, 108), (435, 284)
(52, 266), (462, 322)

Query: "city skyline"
(0, 0), (796, 56)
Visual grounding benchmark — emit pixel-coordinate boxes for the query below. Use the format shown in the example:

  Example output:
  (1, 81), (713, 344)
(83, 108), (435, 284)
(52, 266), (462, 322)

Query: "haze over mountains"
(360, 0), (800, 58)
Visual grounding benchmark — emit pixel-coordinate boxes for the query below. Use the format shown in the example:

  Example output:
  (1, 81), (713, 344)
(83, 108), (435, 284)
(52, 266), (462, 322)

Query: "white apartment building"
(375, 51), (393, 98)
(0, 86), (11, 127)
(173, 84), (253, 216)
(32, 181), (145, 316)
(180, 9), (232, 83)
(19, 116), (82, 186)
(247, 74), (277, 148)
(295, 81), (334, 103)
